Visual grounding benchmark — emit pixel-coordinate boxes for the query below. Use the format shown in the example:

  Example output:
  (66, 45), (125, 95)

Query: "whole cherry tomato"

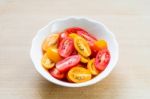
(49, 68), (65, 79)
(58, 38), (74, 58)
(95, 49), (110, 71)
(56, 55), (80, 72)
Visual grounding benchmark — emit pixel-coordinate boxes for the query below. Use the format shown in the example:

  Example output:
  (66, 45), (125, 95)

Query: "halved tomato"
(42, 34), (59, 52)
(58, 38), (74, 58)
(57, 32), (68, 46)
(47, 46), (62, 63)
(49, 68), (65, 79)
(95, 49), (110, 71)
(56, 55), (80, 72)
(74, 35), (91, 57)
(79, 54), (90, 63)
(87, 58), (99, 75)
(65, 27), (88, 34)
(41, 53), (55, 69)
(67, 67), (92, 83)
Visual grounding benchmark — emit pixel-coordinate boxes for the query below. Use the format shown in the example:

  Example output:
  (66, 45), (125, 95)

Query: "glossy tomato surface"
(95, 49), (110, 71)
(49, 68), (65, 79)
(56, 55), (80, 72)
(58, 38), (74, 58)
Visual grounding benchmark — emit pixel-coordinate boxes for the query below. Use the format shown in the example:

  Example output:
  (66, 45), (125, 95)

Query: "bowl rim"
(30, 16), (119, 87)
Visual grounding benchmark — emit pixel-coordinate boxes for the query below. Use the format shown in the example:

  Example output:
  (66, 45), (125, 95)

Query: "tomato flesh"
(65, 27), (88, 34)
(49, 68), (65, 79)
(58, 38), (74, 58)
(56, 55), (80, 72)
(58, 32), (68, 46)
(95, 49), (110, 71)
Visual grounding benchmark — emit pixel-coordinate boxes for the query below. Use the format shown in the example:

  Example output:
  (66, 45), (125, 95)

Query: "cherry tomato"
(49, 68), (65, 79)
(79, 54), (90, 63)
(58, 32), (68, 46)
(58, 38), (74, 58)
(56, 55), (80, 72)
(65, 27), (87, 34)
(67, 67), (92, 83)
(87, 58), (99, 75)
(95, 49), (110, 71)
(92, 40), (108, 52)
(42, 34), (59, 52)
(41, 53), (55, 69)
(77, 31), (97, 47)
(47, 46), (62, 63)
(74, 36), (91, 57)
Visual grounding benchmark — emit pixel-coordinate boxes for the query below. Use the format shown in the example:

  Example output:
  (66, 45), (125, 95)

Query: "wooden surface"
(0, 0), (150, 99)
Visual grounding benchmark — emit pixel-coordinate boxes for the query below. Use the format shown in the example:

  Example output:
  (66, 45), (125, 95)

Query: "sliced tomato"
(79, 54), (90, 63)
(49, 68), (65, 79)
(95, 49), (110, 71)
(41, 53), (55, 69)
(58, 38), (74, 58)
(42, 34), (59, 52)
(47, 46), (62, 63)
(65, 27), (87, 34)
(74, 36), (91, 57)
(57, 32), (68, 46)
(67, 67), (92, 83)
(87, 58), (99, 75)
(56, 55), (80, 72)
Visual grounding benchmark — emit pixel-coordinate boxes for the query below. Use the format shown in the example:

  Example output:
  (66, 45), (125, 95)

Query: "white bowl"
(30, 17), (119, 87)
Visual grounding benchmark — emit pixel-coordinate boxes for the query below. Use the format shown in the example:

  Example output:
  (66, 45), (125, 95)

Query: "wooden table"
(0, 0), (150, 99)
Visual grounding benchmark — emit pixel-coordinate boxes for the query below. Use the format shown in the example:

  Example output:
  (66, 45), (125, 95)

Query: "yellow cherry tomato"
(69, 33), (79, 39)
(79, 54), (90, 63)
(74, 35), (91, 57)
(47, 46), (62, 63)
(87, 58), (99, 75)
(41, 53), (55, 69)
(42, 34), (59, 52)
(95, 39), (107, 50)
(67, 67), (92, 83)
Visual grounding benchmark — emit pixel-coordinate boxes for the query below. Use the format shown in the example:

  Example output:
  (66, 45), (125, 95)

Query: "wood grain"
(0, 0), (150, 99)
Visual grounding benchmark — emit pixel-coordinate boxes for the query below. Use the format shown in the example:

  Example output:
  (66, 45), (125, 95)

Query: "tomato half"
(95, 49), (110, 71)
(92, 40), (108, 52)
(47, 47), (62, 63)
(79, 54), (90, 63)
(74, 36), (91, 57)
(58, 32), (68, 46)
(49, 68), (65, 79)
(41, 53), (55, 69)
(65, 27), (88, 34)
(56, 55), (80, 72)
(67, 67), (92, 83)
(58, 38), (74, 58)
(87, 58), (99, 75)
(42, 34), (59, 52)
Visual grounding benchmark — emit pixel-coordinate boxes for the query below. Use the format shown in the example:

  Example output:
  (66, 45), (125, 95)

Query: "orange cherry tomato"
(87, 58), (99, 75)
(42, 34), (59, 52)
(46, 46), (62, 63)
(41, 53), (55, 69)
(67, 67), (92, 83)
(79, 54), (90, 63)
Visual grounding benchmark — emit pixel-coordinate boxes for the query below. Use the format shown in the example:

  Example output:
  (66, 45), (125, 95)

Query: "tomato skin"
(49, 68), (65, 79)
(58, 32), (68, 47)
(65, 27), (87, 34)
(58, 38), (74, 58)
(56, 55), (80, 72)
(95, 49), (110, 71)
(47, 47), (62, 63)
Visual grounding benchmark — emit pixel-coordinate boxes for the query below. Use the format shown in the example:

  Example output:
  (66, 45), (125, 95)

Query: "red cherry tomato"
(58, 38), (74, 58)
(56, 55), (80, 72)
(58, 32), (68, 46)
(49, 68), (65, 79)
(94, 49), (110, 71)
(65, 27), (87, 34)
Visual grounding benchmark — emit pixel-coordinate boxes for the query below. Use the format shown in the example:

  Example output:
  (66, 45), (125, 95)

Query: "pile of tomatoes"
(41, 27), (110, 83)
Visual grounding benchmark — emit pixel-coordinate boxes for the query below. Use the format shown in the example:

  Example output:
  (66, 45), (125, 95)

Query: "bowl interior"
(30, 17), (118, 87)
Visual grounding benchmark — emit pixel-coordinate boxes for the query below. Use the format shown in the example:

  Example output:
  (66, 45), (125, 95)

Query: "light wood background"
(0, 0), (150, 99)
